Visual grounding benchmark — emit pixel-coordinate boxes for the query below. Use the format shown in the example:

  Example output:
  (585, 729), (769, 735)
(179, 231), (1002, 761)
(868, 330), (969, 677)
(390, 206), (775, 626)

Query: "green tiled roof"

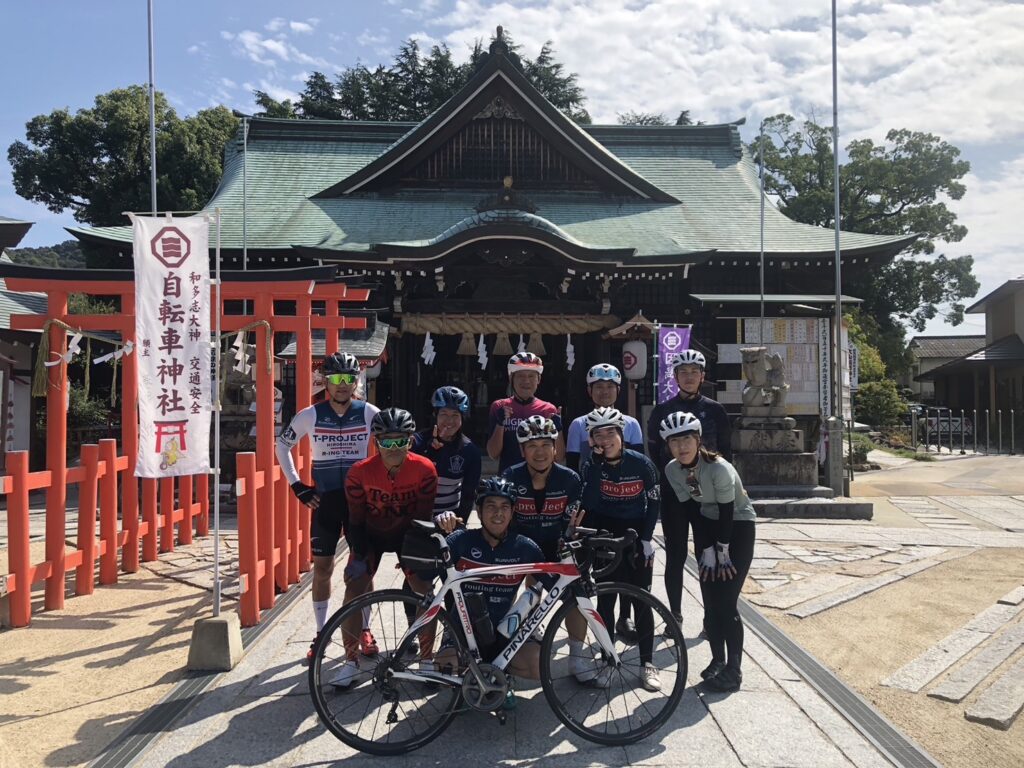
(0, 253), (47, 331)
(70, 63), (914, 262)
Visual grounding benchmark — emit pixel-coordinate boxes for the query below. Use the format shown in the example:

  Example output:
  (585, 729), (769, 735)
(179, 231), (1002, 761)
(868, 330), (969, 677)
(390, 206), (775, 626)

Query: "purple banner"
(657, 325), (692, 403)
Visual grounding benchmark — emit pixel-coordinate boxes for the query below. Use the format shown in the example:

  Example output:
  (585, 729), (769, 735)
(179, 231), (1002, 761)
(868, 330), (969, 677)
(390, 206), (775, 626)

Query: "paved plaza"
(2, 456), (1024, 768)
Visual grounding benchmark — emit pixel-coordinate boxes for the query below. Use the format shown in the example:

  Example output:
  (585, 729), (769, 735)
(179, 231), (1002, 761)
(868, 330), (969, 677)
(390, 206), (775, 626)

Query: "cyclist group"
(277, 347), (755, 696)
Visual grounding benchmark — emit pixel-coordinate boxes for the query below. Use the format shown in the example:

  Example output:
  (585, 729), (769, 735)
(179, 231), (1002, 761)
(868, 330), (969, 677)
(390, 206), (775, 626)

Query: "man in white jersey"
(276, 352), (379, 661)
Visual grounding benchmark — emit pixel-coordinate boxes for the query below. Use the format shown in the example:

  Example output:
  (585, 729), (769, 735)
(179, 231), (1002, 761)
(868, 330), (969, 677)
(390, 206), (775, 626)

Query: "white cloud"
(290, 20), (315, 34)
(357, 29), (389, 47)
(220, 77), (238, 89)
(187, 44), (201, 55)
(226, 29), (330, 69)
(265, 17), (287, 33)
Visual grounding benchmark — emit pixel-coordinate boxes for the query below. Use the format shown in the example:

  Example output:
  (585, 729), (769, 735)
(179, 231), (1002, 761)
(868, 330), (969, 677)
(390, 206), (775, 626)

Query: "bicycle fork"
(574, 594), (622, 666)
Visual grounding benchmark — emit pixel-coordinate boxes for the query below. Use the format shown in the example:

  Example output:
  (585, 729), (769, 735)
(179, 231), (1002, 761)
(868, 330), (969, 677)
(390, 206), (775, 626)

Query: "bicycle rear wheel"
(540, 582), (687, 745)
(309, 589), (461, 755)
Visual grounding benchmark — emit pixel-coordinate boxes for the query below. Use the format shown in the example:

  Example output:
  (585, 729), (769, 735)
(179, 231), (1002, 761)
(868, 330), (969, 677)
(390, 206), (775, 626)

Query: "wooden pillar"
(74, 443), (100, 596)
(121, 293), (140, 572)
(44, 290), (69, 610)
(295, 296), (313, 572)
(255, 292), (276, 609)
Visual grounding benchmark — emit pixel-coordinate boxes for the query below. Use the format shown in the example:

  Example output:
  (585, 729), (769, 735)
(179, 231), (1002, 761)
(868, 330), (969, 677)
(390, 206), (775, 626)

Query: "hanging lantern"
(494, 332), (514, 355)
(526, 333), (546, 356)
(623, 340), (648, 380)
(364, 358), (382, 380)
(456, 332), (476, 355)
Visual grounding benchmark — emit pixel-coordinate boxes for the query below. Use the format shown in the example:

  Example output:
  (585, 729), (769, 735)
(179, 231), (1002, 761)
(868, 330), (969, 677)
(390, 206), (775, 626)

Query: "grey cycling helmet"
(668, 349), (705, 371)
(586, 363), (622, 385)
(659, 411), (702, 440)
(431, 386), (470, 415)
(516, 415), (559, 444)
(584, 406), (625, 433)
(323, 352), (360, 375)
(371, 407), (417, 435)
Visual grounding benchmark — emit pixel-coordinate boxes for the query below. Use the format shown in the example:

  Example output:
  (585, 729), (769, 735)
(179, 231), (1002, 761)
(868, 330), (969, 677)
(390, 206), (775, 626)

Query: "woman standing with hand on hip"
(659, 412), (755, 693)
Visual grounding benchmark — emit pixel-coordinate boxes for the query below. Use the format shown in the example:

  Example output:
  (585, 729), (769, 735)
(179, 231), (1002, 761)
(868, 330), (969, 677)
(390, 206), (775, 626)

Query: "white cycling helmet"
(584, 406), (625, 434)
(669, 349), (706, 371)
(516, 415), (559, 444)
(586, 363), (622, 385)
(659, 411), (702, 440)
(508, 352), (544, 375)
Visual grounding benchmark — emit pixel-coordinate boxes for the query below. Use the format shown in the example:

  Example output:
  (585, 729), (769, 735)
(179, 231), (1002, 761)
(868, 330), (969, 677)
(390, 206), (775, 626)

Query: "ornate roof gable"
(313, 32), (678, 202)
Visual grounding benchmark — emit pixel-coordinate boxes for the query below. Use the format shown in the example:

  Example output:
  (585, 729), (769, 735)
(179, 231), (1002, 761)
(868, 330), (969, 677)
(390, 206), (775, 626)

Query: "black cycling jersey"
(646, 394), (732, 466)
(502, 461), (581, 550)
(579, 448), (660, 541)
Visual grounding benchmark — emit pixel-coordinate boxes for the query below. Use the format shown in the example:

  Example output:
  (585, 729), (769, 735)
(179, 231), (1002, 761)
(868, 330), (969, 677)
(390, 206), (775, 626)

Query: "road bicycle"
(308, 521), (687, 755)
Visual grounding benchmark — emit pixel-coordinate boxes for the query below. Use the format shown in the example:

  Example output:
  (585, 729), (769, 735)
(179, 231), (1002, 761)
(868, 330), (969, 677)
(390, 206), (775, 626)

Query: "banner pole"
(213, 208), (222, 617)
(652, 322), (661, 405)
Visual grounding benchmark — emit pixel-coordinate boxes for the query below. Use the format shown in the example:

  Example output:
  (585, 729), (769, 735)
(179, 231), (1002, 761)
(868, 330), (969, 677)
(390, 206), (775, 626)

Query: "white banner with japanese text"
(133, 215), (211, 477)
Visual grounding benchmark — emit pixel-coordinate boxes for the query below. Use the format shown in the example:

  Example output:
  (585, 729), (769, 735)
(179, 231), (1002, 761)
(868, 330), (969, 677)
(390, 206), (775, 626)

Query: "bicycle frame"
(389, 551), (620, 687)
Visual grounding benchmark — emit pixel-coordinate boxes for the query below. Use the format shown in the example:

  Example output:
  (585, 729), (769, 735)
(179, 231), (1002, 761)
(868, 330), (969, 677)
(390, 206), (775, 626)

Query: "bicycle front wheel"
(540, 582), (687, 745)
(309, 589), (461, 755)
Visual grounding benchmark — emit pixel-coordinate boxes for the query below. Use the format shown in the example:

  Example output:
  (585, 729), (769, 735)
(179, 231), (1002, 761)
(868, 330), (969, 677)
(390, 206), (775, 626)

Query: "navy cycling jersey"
(276, 399), (379, 493)
(647, 394), (732, 467)
(502, 462), (581, 546)
(579, 448), (661, 541)
(446, 528), (544, 626)
(411, 430), (482, 519)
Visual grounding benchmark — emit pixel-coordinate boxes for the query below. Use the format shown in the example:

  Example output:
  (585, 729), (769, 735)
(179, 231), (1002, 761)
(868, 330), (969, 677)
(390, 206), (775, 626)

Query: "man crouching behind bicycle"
(578, 407), (662, 692)
(435, 477), (547, 679)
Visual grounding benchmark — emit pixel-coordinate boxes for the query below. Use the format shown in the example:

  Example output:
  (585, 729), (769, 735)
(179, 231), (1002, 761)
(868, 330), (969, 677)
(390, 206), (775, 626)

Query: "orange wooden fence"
(2, 439), (209, 627)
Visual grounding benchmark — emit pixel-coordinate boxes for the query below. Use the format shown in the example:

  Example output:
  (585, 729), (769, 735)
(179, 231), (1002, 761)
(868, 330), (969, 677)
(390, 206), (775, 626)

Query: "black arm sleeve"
(646, 405), (663, 464)
(714, 404), (733, 462)
(565, 451), (581, 473)
(715, 500), (735, 544)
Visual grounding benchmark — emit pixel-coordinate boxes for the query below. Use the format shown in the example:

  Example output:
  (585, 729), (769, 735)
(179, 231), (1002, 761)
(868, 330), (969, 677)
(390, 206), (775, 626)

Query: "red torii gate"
(1, 263), (368, 627)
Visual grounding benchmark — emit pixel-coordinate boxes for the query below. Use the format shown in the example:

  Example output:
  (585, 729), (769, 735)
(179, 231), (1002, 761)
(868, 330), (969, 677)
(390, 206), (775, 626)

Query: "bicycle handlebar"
(569, 527), (637, 579)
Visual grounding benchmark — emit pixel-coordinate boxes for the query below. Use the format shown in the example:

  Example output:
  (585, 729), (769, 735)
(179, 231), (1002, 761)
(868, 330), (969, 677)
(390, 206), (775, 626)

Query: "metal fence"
(912, 406), (1021, 455)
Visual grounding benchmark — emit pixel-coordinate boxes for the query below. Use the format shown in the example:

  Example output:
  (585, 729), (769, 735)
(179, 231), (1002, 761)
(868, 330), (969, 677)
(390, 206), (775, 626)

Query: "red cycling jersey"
(344, 452), (438, 554)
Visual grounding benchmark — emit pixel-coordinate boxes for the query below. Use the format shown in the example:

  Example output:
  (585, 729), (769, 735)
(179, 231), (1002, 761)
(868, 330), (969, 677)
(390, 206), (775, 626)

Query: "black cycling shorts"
(310, 489), (348, 558)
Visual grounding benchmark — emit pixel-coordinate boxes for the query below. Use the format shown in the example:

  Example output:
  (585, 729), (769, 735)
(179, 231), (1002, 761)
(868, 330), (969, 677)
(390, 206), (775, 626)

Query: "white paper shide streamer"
(133, 215), (212, 477)
(565, 334), (575, 371)
(477, 334), (488, 370)
(421, 331), (436, 365)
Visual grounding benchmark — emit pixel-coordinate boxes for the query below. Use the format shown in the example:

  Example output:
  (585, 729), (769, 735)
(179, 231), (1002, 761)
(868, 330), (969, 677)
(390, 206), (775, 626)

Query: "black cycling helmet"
(431, 386), (470, 415)
(323, 352), (360, 376)
(475, 476), (517, 508)
(371, 407), (417, 436)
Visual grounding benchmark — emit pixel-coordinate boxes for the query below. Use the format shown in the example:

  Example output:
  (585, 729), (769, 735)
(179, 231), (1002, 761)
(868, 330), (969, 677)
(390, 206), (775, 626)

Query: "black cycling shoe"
(615, 617), (638, 645)
(700, 660), (727, 681)
(702, 665), (742, 692)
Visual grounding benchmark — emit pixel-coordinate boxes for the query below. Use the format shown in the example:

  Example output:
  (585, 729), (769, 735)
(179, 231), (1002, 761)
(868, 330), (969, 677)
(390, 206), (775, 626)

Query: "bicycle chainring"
(461, 663), (508, 712)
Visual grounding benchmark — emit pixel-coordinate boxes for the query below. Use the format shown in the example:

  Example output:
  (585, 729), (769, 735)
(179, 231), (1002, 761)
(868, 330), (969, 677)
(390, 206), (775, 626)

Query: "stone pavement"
(126, 543), (903, 768)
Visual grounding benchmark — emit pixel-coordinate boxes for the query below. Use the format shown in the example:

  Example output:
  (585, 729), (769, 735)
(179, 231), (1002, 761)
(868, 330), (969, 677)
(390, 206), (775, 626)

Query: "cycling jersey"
(501, 461), (581, 551)
(647, 394), (732, 466)
(565, 413), (643, 467)
(488, 396), (562, 472)
(445, 528), (544, 626)
(411, 430), (482, 519)
(344, 452), (438, 555)
(276, 399), (379, 493)
(579, 448), (661, 541)
(665, 455), (756, 542)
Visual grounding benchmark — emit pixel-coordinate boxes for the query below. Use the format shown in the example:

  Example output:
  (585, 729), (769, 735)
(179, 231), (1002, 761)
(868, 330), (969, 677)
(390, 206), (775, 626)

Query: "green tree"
(617, 111), (668, 126)
(752, 115), (979, 371)
(855, 379), (905, 427)
(6, 239), (86, 268)
(845, 310), (886, 381)
(8, 87), (239, 226)
(675, 110), (693, 126)
(255, 32), (592, 124)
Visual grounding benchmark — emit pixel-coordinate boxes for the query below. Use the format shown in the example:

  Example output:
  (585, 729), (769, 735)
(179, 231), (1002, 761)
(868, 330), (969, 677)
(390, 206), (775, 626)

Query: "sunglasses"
(377, 436), (411, 450)
(589, 370), (620, 382)
(686, 468), (702, 498)
(325, 373), (358, 385)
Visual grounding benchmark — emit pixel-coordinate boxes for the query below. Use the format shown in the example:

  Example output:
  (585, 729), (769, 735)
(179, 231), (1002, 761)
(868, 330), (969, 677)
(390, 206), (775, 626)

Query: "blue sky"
(2, 0), (1022, 339)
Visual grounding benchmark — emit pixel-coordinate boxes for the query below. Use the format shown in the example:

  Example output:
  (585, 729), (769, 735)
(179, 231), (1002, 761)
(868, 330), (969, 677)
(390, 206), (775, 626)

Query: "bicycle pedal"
(496, 711), (508, 726)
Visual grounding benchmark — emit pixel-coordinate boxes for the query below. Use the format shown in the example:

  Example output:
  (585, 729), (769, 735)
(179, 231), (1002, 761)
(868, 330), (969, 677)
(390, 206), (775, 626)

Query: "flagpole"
(759, 122), (767, 346)
(213, 208), (222, 616)
(147, 0), (157, 214)
(831, 0), (845, 427)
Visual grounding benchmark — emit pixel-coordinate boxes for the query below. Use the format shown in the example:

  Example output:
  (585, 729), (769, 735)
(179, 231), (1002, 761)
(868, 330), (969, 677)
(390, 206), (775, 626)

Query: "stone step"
(748, 484), (835, 500)
(964, 655), (1024, 730)
(753, 496), (873, 521)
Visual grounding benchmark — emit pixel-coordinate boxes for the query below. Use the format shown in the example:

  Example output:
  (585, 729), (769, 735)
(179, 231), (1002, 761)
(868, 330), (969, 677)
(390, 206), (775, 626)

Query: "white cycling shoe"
(640, 662), (662, 692)
(569, 654), (611, 688)
(329, 660), (361, 689)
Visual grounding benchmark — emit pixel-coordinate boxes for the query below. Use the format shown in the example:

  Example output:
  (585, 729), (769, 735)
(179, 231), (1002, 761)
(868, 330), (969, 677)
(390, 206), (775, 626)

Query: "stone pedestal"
(187, 613), (243, 671)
